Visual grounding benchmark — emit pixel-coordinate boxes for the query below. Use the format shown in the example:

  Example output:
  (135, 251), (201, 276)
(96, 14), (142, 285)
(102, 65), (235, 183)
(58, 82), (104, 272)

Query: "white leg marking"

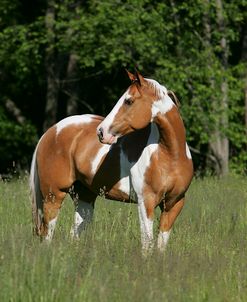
(70, 201), (94, 239)
(45, 217), (58, 241)
(157, 230), (171, 252)
(127, 123), (159, 253)
(138, 200), (153, 253)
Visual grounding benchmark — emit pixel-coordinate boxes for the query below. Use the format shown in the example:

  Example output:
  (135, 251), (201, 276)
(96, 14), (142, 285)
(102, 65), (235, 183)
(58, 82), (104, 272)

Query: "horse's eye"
(124, 98), (133, 106)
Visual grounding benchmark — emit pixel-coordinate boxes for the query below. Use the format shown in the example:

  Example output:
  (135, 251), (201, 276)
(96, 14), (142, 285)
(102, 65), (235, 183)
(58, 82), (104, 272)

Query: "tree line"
(0, 0), (246, 176)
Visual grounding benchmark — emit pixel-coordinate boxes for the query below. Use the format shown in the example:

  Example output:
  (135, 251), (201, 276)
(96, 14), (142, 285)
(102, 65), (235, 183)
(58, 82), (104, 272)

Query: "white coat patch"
(128, 123), (159, 252)
(145, 78), (174, 119)
(151, 95), (174, 118)
(118, 175), (130, 197)
(130, 123), (159, 195)
(91, 144), (111, 174)
(56, 114), (94, 135)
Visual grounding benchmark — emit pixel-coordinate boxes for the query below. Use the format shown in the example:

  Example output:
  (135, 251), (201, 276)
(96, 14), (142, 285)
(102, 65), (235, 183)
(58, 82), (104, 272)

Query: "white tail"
(29, 146), (43, 235)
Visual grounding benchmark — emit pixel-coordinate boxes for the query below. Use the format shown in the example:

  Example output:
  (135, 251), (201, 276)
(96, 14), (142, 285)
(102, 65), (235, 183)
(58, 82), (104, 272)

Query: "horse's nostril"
(98, 127), (104, 140)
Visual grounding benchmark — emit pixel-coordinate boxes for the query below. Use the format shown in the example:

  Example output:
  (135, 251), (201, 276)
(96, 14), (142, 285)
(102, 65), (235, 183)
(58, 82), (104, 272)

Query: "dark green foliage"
(0, 0), (246, 174)
(0, 109), (37, 172)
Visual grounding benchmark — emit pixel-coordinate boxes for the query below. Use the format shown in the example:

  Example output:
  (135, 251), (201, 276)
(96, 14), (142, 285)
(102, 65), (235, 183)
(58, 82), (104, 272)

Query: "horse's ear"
(125, 69), (137, 83)
(167, 90), (180, 107)
(135, 69), (146, 86)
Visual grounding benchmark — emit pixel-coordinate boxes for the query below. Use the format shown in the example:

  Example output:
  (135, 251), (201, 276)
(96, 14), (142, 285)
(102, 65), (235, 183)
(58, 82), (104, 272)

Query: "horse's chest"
(103, 144), (159, 203)
(127, 143), (159, 199)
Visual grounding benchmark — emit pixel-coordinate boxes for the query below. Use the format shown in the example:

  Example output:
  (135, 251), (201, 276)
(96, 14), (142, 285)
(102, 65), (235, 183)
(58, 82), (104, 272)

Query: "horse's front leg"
(69, 183), (96, 239)
(137, 198), (154, 254)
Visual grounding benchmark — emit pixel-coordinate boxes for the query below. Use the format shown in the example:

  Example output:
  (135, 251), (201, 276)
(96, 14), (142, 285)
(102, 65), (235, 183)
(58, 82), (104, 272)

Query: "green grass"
(0, 176), (246, 301)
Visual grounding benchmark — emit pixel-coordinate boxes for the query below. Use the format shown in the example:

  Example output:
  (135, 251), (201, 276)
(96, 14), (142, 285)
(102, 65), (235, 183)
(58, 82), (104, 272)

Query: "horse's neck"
(154, 107), (186, 156)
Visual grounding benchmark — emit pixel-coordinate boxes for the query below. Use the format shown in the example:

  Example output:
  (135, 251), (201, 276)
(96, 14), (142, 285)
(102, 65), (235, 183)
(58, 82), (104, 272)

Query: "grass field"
(0, 176), (246, 301)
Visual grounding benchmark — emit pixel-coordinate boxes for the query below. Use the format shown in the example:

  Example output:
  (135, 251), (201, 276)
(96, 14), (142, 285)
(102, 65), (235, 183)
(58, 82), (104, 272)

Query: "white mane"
(145, 78), (168, 99)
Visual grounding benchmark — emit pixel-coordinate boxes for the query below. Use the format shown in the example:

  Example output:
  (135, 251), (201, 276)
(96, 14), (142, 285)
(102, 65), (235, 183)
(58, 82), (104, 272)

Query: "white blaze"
(97, 90), (131, 137)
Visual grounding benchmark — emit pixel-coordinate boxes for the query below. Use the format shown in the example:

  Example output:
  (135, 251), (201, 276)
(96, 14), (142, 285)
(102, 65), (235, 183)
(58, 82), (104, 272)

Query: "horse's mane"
(167, 90), (180, 108)
(145, 78), (180, 108)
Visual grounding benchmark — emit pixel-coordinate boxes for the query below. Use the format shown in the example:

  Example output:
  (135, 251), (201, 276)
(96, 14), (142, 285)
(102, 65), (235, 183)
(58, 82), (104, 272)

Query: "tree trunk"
(65, 53), (79, 116)
(245, 76), (247, 141)
(5, 99), (26, 125)
(208, 0), (229, 176)
(43, 0), (58, 131)
(170, 0), (182, 58)
(241, 25), (247, 142)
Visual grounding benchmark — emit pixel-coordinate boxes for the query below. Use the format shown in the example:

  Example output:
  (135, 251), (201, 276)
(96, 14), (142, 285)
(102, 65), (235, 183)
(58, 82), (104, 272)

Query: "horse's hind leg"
(42, 189), (67, 241)
(157, 197), (185, 252)
(31, 172), (67, 241)
(69, 182), (96, 239)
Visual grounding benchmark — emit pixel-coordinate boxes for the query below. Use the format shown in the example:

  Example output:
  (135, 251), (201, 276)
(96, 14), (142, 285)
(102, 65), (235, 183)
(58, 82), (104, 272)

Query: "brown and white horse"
(30, 71), (193, 252)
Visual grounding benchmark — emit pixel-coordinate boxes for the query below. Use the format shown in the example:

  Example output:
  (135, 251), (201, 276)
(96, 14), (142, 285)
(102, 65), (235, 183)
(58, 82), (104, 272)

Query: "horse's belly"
(98, 175), (137, 203)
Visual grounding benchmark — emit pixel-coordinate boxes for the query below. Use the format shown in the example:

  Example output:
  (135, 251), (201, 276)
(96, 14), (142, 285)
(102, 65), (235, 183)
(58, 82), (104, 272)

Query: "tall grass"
(0, 176), (246, 301)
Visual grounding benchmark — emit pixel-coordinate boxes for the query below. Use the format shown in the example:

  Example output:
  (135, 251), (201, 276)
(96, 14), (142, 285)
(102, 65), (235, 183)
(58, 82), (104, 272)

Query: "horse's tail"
(29, 145), (43, 236)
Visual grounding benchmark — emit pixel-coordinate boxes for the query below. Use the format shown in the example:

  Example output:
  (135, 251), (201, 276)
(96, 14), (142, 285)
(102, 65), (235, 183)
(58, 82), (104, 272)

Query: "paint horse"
(30, 71), (193, 252)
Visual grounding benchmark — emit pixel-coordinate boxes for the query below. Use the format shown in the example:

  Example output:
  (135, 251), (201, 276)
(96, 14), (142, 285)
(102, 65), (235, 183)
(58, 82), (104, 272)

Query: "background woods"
(0, 0), (246, 176)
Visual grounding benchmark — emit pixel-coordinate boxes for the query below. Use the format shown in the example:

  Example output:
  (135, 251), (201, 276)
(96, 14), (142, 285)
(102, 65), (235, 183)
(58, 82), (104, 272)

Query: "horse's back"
(36, 114), (104, 193)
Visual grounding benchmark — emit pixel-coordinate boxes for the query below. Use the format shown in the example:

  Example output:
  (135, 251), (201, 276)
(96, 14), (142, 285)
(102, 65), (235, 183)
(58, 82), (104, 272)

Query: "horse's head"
(97, 70), (178, 144)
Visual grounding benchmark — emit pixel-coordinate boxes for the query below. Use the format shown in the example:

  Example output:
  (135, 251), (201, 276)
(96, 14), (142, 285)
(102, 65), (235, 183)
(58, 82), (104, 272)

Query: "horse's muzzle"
(97, 127), (118, 145)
